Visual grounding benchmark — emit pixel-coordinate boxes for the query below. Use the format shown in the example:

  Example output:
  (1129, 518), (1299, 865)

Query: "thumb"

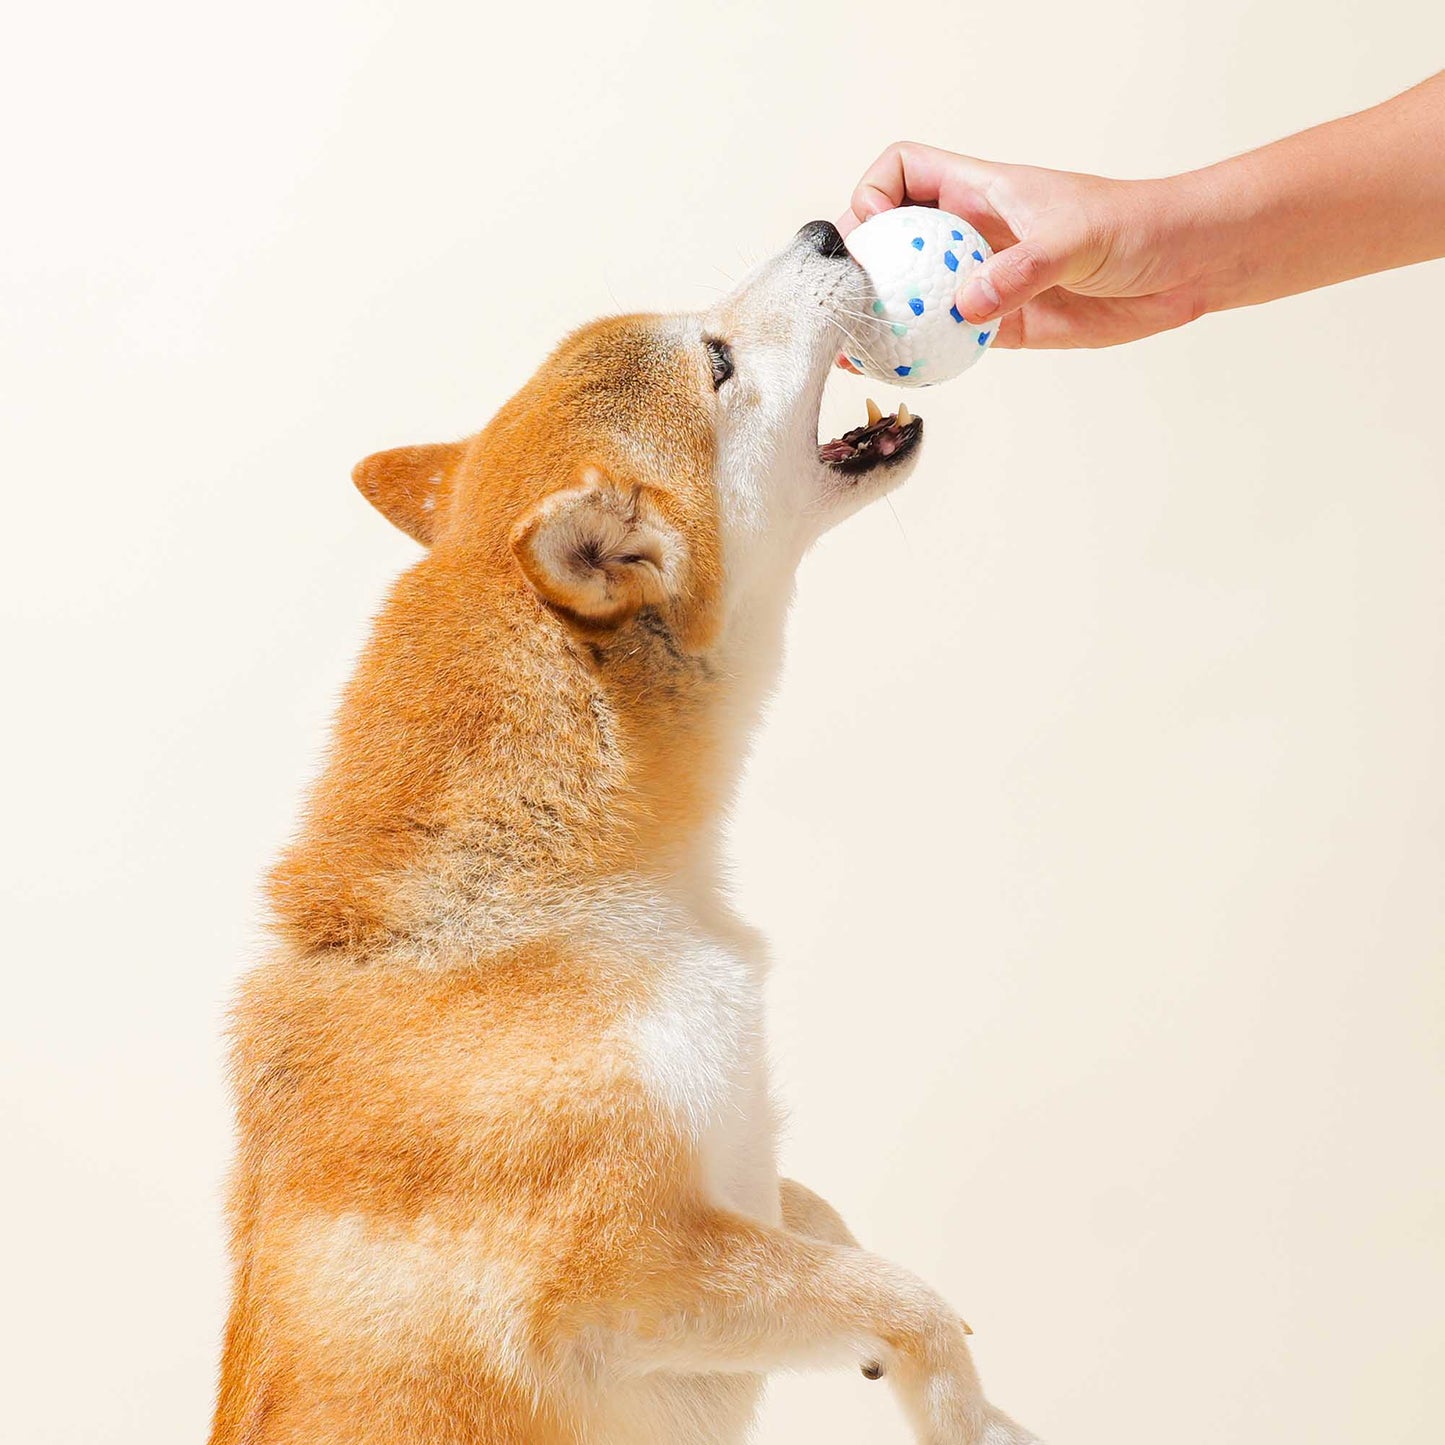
(955, 230), (1078, 325)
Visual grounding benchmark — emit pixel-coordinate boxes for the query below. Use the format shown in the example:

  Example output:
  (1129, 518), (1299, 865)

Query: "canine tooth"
(897, 402), (913, 426)
(865, 397), (883, 426)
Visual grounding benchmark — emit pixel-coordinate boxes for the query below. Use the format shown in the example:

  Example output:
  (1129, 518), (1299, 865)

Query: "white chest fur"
(627, 911), (781, 1225)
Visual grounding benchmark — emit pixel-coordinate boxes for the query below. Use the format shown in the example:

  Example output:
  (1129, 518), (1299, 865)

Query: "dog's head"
(354, 221), (922, 667)
(267, 222), (930, 947)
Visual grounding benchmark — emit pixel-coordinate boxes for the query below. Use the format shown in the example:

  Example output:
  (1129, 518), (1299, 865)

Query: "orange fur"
(213, 248), (1033, 1445)
(217, 316), (737, 1443)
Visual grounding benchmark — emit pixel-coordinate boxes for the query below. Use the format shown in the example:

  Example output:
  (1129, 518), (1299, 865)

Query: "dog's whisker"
(884, 495), (913, 555)
(765, 297), (886, 373)
(827, 316), (889, 375)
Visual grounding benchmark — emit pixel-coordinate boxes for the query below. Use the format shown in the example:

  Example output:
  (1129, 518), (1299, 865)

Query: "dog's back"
(214, 312), (775, 1443)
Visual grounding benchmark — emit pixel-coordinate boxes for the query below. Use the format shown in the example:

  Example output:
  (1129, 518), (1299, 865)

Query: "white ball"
(842, 206), (996, 387)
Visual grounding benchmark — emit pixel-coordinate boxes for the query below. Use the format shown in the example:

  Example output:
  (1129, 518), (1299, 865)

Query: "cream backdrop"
(4, 3), (1442, 1442)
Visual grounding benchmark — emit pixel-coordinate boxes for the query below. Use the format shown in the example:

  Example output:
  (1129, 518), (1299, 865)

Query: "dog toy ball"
(840, 206), (996, 387)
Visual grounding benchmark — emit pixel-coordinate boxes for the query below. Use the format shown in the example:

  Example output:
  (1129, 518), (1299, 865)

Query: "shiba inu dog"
(212, 220), (1036, 1445)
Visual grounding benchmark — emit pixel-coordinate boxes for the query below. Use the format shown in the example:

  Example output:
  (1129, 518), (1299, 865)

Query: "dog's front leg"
(780, 1177), (904, 1383)
(779, 1176), (860, 1247)
(602, 1209), (1036, 1445)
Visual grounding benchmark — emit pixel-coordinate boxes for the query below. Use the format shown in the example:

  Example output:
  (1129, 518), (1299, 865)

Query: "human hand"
(838, 142), (1217, 350)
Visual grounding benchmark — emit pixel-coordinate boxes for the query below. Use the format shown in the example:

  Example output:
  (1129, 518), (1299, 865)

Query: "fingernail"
(957, 272), (1000, 322)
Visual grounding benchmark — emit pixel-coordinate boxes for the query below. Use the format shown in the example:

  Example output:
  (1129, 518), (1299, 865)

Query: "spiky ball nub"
(841, 206), (996, 387)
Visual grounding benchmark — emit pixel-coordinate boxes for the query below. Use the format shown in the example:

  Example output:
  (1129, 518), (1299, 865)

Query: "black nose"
(796, 219), (848, 259)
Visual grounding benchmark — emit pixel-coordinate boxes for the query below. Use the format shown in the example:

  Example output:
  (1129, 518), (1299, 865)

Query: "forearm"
(1175, 70), (1445, 314)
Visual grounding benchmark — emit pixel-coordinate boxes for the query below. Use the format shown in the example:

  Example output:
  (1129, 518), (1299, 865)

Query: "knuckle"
(1003, 244), (1048, 292)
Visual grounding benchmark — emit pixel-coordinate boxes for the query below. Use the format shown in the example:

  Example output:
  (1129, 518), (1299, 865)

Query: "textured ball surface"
(842, 206), (996, 387)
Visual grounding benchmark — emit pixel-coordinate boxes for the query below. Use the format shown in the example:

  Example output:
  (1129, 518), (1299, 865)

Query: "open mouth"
(817, 397), (922, 476)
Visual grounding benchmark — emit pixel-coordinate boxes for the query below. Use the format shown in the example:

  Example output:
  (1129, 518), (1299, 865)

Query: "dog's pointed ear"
(352, 441), (465, 546)
(510, 466), (686, 630)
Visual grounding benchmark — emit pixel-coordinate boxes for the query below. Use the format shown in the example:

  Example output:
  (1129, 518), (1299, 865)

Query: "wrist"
(1142, 168), (1256, 318)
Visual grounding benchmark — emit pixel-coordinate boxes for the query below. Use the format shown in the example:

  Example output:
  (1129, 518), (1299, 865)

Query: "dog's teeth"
(865, 397), (883, 426)
(897, 402), (913, 426)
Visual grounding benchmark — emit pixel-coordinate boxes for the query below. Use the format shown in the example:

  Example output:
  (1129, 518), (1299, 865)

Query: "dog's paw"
(909, 1393), (1041, 1445)
(976, 1404), (1043, 1445)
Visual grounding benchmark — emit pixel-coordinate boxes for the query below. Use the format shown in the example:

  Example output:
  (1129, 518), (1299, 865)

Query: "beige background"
(4, 2), (1443, 1441)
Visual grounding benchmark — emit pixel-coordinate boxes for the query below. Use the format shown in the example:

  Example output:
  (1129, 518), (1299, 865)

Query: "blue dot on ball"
(949, 304), (964, 324)
(972, 249), (983, 263)
(977, 331), (990, 345)
(911, 236), (924, 250)
(908, 297), (924, 315)
(895, 365), (912, 376)
(943, 250), (958, 272)
(951, 229), (963, 241)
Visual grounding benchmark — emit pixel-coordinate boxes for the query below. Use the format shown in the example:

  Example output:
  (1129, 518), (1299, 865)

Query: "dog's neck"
(266, 552), (788, 960)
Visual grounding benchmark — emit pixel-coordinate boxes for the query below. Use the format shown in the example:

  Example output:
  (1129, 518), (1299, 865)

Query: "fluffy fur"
(211, 226), (1037, 1445)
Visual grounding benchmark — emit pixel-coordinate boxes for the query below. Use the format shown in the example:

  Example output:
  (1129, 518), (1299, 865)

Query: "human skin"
(838, 70), (1445, 349)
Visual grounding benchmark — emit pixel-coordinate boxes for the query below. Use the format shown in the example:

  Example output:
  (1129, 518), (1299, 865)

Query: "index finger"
(848, 142), (1020, 258)
(849, 141), (958, 221)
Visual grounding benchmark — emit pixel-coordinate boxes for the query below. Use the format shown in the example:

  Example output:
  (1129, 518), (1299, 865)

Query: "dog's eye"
(704, 338), (734, 390)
